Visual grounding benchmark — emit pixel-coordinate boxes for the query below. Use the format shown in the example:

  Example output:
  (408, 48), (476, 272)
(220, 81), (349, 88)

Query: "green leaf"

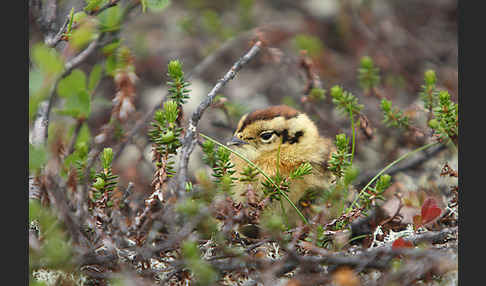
(105, 54), (117, 76)
(29, 199), (42, 223)
(88, 64), (103, 91)
(73, 11), (88, 24)
(67, 8), (75, 34)
(29, 95), (42, 124)
(29, 68), (44, 95)
(146, 0), (171, 12)
(31, 44), (64, 77)
(57, 69), (87, 98)
(70, 22), (97, 50)
(77, 123), (91, 146)
(141, 0), (148, 12)
(102, 40), (121, 55)
(56, 90), (91, 119)
(98, 5), (122, 32)
(29, 69), (49, 122)
(85, 0), (106, 13)
(29, 144), (47, 172)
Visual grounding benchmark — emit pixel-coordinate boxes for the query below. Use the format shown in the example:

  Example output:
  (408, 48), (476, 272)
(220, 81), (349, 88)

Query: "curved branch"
(176, 41), (262, 196)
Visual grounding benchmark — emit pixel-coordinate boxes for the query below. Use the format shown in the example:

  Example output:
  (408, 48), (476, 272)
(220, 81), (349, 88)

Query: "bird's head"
(227, 105), (321, 163)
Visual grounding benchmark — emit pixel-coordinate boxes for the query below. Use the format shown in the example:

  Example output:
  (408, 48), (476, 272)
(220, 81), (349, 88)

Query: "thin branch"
(45, 17), (70, 48)
(29, 102), (49, 202)
(87, 0), (122, 16)
(30, 0), (58, 41)
(29, 176), (42, 201)
(33, 0), (130, 144)
(406, 226), (457, 245)
(67, 119), (85, 155)
(355, 143), (447, 188)
(30, 101), (49, 147)
(123, 182), (134, 204)
(176, 41), (262, 195)
(112, 31), (255, 162)
(43, 175), (91, 248)
(44, 37), (101, 143)
(347, 141), (441, 213)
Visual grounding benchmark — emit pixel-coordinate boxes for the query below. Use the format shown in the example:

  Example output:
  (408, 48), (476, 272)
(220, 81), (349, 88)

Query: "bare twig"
(43, 175), (91, 248)
(87, 0), (122, 16)
(355, 143), (448, 188)
(44, 37), (101, 143)
(406, 227), (457, 245)
(30, 0), (58, 42)
(112, 31), (255, 162)
(123, 182), (134, 204)
(67, 119), (85, 155)
(29, 102), (49, 202)
(45, 17), (70, 48)
(30, 101), (49, 147)
(207, 243), (456, 279)
(176, 41), (262, 195)
(299, 50), (323, 95)
(33, 0), (131, 145)
(146, 208), (210, 255)
(29, 176), (42, 201)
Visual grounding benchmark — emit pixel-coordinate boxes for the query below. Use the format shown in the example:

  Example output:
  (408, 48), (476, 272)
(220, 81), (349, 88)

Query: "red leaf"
(421, 198), (442, 225)
(392, 237), (413, 250)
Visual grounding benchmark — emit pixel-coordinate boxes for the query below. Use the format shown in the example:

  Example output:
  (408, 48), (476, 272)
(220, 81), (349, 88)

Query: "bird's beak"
(227, 136), (248, 146)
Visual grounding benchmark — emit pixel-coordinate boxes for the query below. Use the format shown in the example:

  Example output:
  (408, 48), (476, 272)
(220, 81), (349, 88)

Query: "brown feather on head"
(228, 104), (333, 175)
(227, 105), (336, 223)
(236, 105), (300, 133)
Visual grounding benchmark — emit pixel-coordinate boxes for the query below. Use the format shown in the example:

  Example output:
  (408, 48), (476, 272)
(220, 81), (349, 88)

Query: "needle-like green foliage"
(91, 148), (119, 204)
(201, 140), (217, 167)
(309, 87), (326, 101)
(358, 174), (391, 210)
(330, 85), (363, 118)
(201, 139), (237, 194)
(167, 60), (191, 106)
(328, 133), (353, 178)
(429, 90), (458, 146)
(239, 165), (259, 183)
(380, 99), (410, 129)
(212, 147), (237, 194)
(419, 69), (438, 115)
(148, 100), (183, 177)
(358, 56), (380, 95)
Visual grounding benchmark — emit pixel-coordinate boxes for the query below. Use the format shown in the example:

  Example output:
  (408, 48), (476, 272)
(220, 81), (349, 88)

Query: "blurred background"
(29, 0), (458, 217)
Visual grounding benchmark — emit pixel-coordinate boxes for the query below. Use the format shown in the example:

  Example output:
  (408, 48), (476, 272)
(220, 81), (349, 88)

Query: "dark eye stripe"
(237, 105), (300, 133)
(277, 129), (304, 144)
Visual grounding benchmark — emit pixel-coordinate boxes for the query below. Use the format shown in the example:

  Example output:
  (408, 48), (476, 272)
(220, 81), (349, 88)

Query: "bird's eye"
(259, 131), (274, 142)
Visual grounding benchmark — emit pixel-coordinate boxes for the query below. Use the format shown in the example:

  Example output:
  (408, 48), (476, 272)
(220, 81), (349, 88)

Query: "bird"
(227, 105), (335, 223)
